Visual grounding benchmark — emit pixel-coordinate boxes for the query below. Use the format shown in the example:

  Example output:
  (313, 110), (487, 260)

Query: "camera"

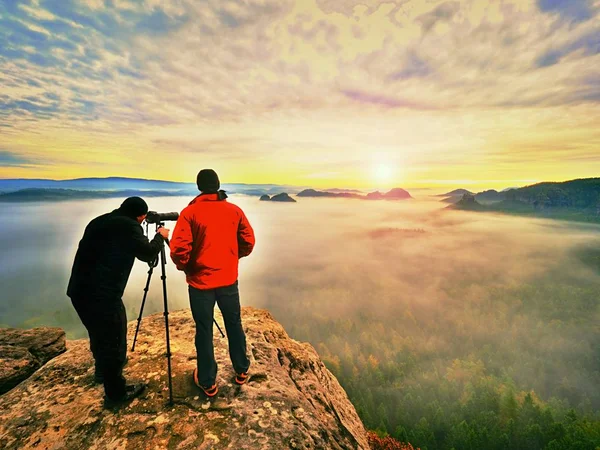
(146, 211), (179, 224)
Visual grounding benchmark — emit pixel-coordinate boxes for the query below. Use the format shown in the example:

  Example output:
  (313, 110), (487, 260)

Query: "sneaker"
(193, 368), (218, 397)
(235, 371), (249, 385)
(104, 382), (146, 406)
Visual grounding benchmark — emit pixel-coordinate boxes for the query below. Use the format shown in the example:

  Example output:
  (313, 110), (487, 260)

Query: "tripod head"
(156, 223), (170, 248)
(144, 220), (171, 254)
(144, 210), (177, 248)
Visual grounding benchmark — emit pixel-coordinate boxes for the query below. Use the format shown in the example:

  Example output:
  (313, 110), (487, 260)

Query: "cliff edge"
(0, 307), (368, 449)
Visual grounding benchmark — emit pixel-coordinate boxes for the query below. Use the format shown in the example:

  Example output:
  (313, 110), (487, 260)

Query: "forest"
(279, 268), (600, 449)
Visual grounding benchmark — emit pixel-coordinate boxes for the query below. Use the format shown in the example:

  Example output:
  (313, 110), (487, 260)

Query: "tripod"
(131, 222), (225, 404)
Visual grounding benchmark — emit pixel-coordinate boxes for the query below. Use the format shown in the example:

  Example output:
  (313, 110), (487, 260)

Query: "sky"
(0, 0), (599, 190)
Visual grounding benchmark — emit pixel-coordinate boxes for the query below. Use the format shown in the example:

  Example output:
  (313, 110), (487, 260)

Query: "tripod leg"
(132, 265), (154, 351)
(214, 319), (225, 338)
(160, 245), (174, 405)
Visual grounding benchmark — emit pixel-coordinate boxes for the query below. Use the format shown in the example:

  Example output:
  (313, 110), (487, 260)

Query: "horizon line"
(1, 175), (598, 192)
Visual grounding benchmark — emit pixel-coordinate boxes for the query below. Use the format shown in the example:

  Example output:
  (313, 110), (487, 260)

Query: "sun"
(372, 164), (394, 184)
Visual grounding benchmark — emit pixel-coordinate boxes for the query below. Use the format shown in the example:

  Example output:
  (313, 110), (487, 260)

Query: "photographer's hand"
(158, 227), (171, 240)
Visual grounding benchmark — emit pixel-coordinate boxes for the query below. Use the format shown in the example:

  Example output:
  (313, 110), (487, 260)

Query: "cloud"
(0, 97), (60, 118)
(536, 30), (600, 67)
(340, 88), (435, 110)
(0, 150), (41, 167)
(133, 9), (189, 34)
(151, 137), (271, 159)
(388, 52), (432, 80)
(215, 0), (293, 29)
(314, 0), (407, 16)
(0, 0), (598, 184)
(416, 1), (460, 34)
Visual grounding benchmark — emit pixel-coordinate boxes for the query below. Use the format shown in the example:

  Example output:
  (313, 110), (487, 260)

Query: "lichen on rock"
(0, 307), (368, 449)
(0, 326), (66, 394)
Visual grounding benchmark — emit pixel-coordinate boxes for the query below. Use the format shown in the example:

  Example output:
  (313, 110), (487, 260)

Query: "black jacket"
(67, 209), (164, 301)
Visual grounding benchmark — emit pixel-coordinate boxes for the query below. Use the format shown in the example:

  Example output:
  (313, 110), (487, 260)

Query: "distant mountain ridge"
(449, 178), (600, 223)
(324, 188), (364, 194)
(0, 188), (191, 202)
(437, 189), (474, 197)
(0, 177), (299, 195)
(298, 187), (412, 200)
(0, 177), (193, 192)
(0, 181), (412, 203)
(440, 188), (504, 205)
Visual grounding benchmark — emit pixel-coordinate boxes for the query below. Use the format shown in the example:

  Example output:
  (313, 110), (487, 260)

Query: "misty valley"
(1, 195), (599, 449)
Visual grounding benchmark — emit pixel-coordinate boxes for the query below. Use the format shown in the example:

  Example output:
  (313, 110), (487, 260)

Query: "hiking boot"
(193, 368), (218, 397)
(235, 371), (249, 385)
(104, 383), (146, 407)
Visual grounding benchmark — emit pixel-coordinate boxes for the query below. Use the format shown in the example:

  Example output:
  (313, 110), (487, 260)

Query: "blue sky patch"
(0, 150), (38, 167)
(538, 0), (594, 22)
(537, 31), (600, 67)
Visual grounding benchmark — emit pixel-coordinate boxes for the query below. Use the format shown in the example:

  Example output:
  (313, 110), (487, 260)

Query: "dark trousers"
(71, 296), (127, 400)
(189, 280), (250, 387)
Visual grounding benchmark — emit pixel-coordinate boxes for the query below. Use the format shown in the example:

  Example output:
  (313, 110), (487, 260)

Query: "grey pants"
(188, 281), (250, 387)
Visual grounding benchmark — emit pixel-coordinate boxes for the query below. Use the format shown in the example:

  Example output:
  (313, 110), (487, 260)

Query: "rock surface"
(0, 307), (368, 450)
(0, 327), (66, 394)
(382, 188), (412, 200)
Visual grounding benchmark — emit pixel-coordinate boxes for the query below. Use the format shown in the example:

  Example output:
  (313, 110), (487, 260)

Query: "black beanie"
(196, 169), (220, 193)
(119, 196), (148, 218)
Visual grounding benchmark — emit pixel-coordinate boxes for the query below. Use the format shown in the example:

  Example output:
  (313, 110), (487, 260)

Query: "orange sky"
(0, 0), (598, 191)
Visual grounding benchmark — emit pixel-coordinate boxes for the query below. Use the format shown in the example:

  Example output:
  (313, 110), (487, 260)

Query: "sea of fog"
(1, 194), (599, 340)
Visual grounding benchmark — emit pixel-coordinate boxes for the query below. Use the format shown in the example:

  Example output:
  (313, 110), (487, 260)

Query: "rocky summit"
(0, 326), (66, 395)
(0, 307), (368, 450)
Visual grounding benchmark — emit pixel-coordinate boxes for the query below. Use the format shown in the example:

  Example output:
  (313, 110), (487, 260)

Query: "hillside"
(504, 177), (600, 209)
(449, 178), (600, 222)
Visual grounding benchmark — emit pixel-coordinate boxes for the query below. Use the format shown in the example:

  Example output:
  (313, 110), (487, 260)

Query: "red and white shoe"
(193, 368), (218, 397)
(235, 371), (249, 385)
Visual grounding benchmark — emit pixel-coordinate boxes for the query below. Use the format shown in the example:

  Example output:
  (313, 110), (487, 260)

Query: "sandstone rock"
(383, 188), (412, 200)
(0, 346), (39, 395)
(270, 193), (297, 202)
(366, 191), (384, 200)
(0, 327), (66, 394)
(0, 307), (368, 449)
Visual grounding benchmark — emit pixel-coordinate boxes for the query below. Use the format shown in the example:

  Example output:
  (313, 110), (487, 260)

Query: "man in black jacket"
(67, 197), (170, 403)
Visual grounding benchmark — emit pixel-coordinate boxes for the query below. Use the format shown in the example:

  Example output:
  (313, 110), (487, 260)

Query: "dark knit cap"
(119, 196), (148, 218)
(196, 169), (220, 193)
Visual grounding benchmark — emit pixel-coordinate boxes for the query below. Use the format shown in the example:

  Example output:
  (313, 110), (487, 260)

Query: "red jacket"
(170, 194), (255, 289)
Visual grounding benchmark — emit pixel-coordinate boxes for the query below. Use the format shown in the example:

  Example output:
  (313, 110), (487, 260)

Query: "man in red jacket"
(170, 169), (255, 397)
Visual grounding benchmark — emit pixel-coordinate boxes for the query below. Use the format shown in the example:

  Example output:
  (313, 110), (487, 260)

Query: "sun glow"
(372, 163), (394, 184)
